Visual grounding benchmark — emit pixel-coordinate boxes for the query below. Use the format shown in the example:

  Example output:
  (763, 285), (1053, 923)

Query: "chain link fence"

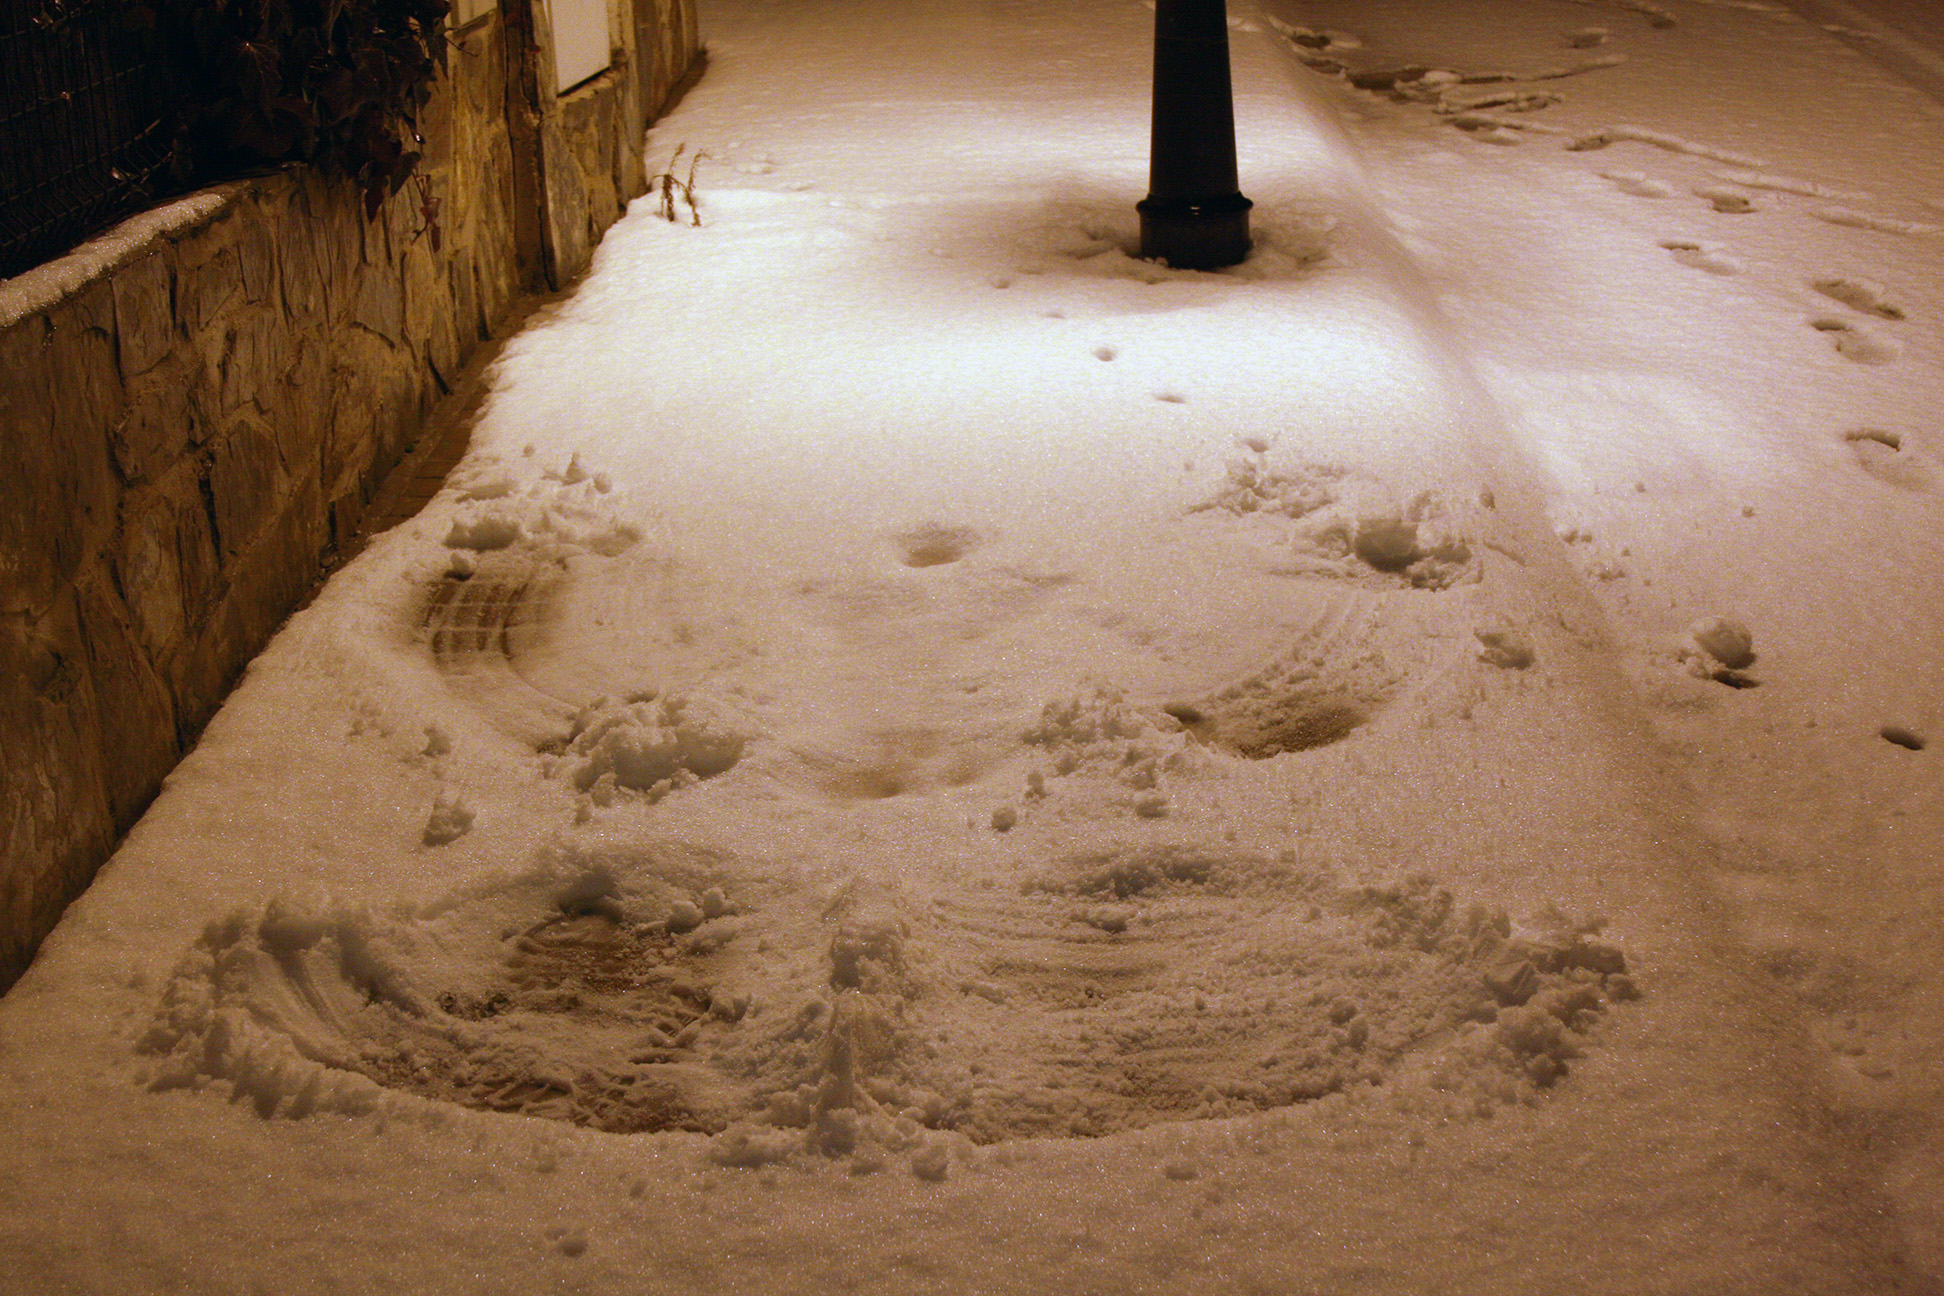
(1, 0), (180, 280)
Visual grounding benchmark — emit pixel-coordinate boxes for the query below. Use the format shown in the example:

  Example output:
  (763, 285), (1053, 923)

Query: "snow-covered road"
(1, 0), (1939, 1291)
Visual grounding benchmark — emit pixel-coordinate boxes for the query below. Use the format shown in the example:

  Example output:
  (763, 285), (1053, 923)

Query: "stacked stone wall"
(0, 1), (701, 991)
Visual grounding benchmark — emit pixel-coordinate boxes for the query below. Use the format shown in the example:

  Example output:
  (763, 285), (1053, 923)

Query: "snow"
(3, 0), (1942, 1290)
(0, 188), (237, 330)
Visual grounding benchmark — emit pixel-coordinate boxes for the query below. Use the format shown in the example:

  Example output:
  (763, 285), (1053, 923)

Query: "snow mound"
(1191, 455), (1346, 521)
(1811, 276), (1904, 320)
(1474, 620), (1537, 670)
(1678, 615), (1759, 687)
(435, 456), (637, 562)
(1809, 316), (1903, 365)
(1566, 126), (1765, 168)
(1689, 616), (1755, 671)
(1603, 170), (1673, 198)
(138, 901), (419, 1120)
(1661, 240), (1744, 276)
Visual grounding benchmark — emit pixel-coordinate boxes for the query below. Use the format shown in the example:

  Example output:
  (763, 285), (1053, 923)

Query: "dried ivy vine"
(134, 0), (451, 226)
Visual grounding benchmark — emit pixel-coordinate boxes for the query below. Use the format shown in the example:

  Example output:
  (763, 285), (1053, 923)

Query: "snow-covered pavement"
(1, 0), (1940, 1291)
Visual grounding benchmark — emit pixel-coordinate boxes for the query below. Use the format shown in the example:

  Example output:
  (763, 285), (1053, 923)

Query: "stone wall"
(522, 0), (704, 288)
(0, 0), (701, 992)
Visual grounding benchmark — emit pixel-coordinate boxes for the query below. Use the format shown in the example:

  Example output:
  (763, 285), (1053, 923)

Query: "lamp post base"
(1137, 191), (1252, 270)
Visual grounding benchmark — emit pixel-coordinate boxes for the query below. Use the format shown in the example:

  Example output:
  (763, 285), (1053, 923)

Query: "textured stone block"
(279, 199), (330, 327)
(173, 466), (223, 629)
(0, 591), (116, 989)
(181, 242), (243, 336)
(540, 116), (593, 288)
(0, 311), (118, 617)
(113, 250), (176, 380)
(116, 484), (191, 659)
(403, 237), (441, 353)
(210, 417), (286, 558)
(274, 336), (332, 466)
(458, 19), (503, 116)
(322, 335), (386, 492)
(47, 283), (126, 563)
(420, 72), (455, 171)
(0, 322), (58, 615)
(354, 261), (406, 343)
(451, 256), (482, 347)
(112, 360), (198, 484)
(306, 178), (362, 319)
(562, 81), (622, 225)
(363, 189), (395, 268)
(218, 316), (277, 414)
(45, 278), (126, 439)
(75, 569), (179, 833)
(3, 0), (706, 993)
(237, 209), (279, 305)
(173, 581), (249, 742)
(219, 471), (325, 653)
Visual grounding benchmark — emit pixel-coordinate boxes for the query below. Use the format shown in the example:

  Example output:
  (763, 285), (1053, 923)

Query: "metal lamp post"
(1137, 0), (1251, 269)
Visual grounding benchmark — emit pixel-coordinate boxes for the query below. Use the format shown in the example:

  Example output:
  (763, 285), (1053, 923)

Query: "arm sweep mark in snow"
(1567, 126), (1770, 169)
(1810, 205), (1944, 236)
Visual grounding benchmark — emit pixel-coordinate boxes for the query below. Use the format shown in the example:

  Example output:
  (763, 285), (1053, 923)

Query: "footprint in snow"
(1810, 317), (1902, 364)
(1604, 170), (1673, 198)
(1880, 724), (1927, 751)
(1811, 276), (1903, 319)
(893, 522), (982, 568)
(1844, 429), (1936, 491)
(1660, 239), (1743, 274)
(1694, 185), (1760, 214)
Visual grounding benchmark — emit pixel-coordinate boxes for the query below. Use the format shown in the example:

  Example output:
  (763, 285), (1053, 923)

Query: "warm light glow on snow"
(4, 0), (1943, 1291)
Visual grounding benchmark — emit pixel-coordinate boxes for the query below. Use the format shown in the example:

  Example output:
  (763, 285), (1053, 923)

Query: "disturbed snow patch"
(1020, 200), (1334, 282)
(717, 859), (1641, 1159)
(1164, 635), (1400, 758)
(139, 842), (1639, 1165)
(1012, 687), (1207, 822)
(1190, 452), (1479, 590)
(1678, 615), (1760, 688)
(138, 845), (763, 1132)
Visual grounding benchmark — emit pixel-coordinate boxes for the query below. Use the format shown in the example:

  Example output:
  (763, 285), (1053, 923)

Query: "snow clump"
(421, 792), (474, 846)
(444, 513), (522, 551)
(1474, 621), (1536, 670)
(1191, 456), (1477, 589)
(1689, 616), (1755, 670)
(557, 691), (748, 802)
(1020, 688), (1201, 818)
